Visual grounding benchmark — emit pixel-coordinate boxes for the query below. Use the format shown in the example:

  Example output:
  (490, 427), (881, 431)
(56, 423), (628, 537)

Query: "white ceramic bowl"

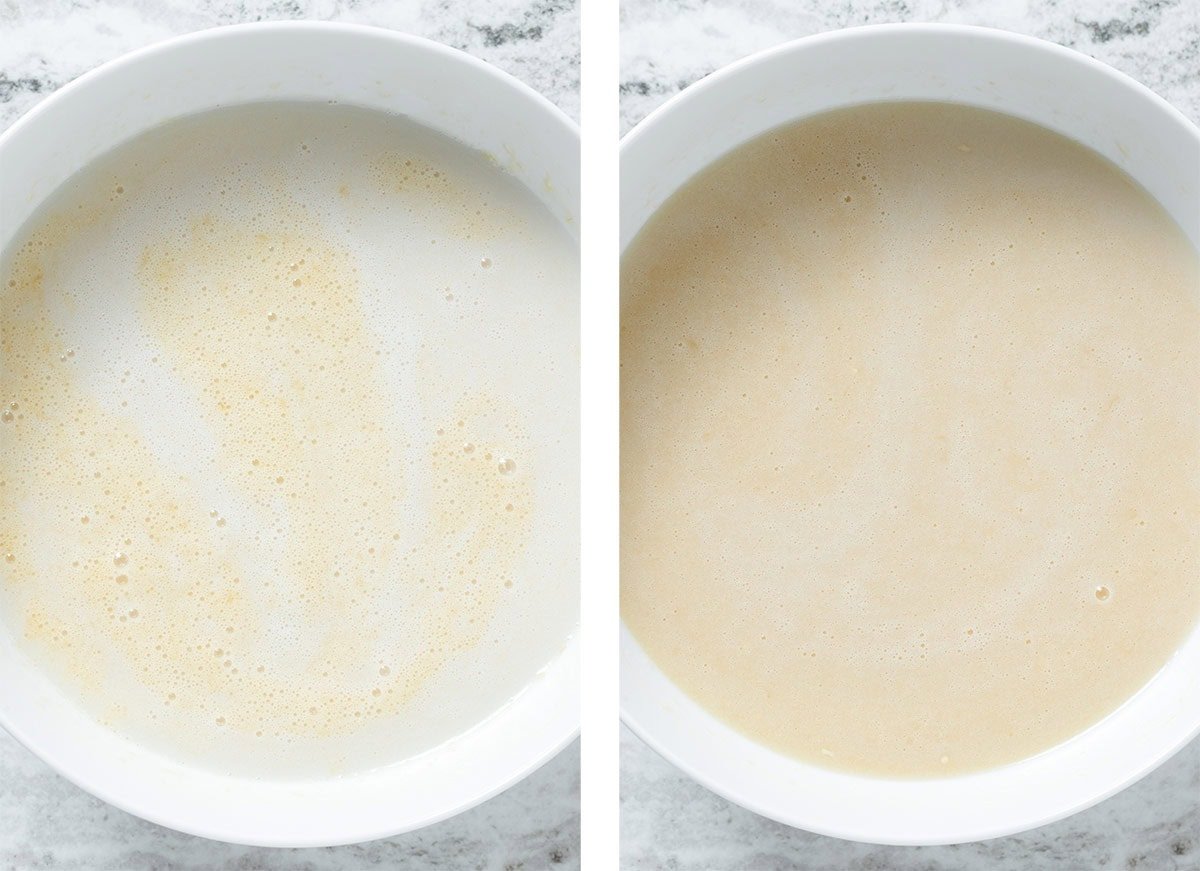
(0, 22), (579, 847)
(620, 23), (1200, 846)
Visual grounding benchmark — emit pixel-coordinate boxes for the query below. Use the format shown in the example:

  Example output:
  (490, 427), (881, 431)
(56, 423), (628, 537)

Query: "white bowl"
(620, 23), (1200, 846)
(0, 22), (579, 847)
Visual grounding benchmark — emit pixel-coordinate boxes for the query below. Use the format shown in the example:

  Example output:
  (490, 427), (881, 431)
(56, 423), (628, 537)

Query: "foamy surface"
(0, 103), (579, 778)
(621, 102), (1200, 777)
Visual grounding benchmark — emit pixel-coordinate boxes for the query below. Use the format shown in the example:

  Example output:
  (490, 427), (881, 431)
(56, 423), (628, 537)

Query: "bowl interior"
(619, 24), (1200, 845)
(0, 22), (580, 847)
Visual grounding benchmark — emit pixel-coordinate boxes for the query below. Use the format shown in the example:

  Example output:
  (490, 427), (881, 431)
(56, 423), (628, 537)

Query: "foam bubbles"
(0, 103), (578, 778)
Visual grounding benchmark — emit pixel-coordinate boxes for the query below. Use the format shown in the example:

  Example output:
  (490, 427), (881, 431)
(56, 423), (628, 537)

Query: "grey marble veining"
(621, 0), (1200, 133)
(620, 1), (1200, 868)
(0, 0), (579, 131)
(0, 1), (579, 868)
(1, 729), (579, 870)
(622, 726), (1199, 871)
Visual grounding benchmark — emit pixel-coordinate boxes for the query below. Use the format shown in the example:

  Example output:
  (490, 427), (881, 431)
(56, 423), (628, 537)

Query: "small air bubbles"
(0, 104), (572, 774)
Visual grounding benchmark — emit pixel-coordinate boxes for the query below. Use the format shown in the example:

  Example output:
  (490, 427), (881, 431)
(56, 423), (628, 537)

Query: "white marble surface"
(622, 726), (1199, 870)
(1, 732), (579, 870)
(621, 0), (1200, 133)
(620, 0), (1200, 868)
(0, 0), (579, 129)
(0, 1), (579, 868)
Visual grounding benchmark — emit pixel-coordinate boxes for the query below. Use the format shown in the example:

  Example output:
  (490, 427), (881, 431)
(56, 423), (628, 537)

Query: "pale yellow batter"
(621, 102), (1200, 777)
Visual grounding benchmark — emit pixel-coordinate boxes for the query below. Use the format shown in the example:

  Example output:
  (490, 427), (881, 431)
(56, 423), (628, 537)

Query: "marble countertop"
(622, 726), (1199, 870)
(0, 1), (579, 868)
(621, 0), (1200, 133)
(0, 0), (580, 131)
(1, 732), (579, 870)
(620, 1), (1200, 869)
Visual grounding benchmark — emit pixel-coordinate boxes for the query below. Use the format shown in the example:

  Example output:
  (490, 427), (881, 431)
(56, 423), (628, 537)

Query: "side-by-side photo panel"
(620, 2), (1200, 868)
(0, 2), (579, 868)
(4, 0), (1200, 868)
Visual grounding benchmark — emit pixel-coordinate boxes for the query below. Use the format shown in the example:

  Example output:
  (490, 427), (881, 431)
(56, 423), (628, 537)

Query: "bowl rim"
(0, 684), (581, 849)
(619, 21), (1200, 846)
(0, 20), (580, 848)
(620, 21), (1194, 157)
(0, 19), (580, 151)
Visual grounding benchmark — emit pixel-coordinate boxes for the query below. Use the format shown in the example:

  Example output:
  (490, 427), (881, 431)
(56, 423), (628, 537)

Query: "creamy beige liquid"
(621, 102), (1200, 777)
(0, 103), (578, 778)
